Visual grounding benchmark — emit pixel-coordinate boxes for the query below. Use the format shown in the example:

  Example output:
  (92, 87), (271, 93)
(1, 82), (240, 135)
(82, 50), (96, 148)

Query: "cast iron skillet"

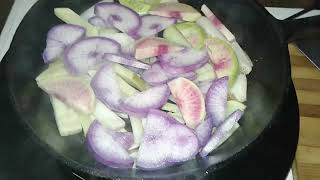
(3, 0), (319, 179)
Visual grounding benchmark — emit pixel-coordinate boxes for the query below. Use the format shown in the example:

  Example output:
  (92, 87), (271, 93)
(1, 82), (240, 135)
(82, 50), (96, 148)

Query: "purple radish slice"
(91, 64), (122, 111)
(64, 37), (121, 74)
(43, 24), (85, 63)
(197, 80), (213, 95)
(200, 110), (243, 157)
(80, 0), (114, 20)
(136, 15), (177, 38)
(88, 16), (112, 28)
(159, 48), (209, 74)
(122, 84), (170, 115)
(206, 76), (229, 127)
(103, 54), (150, 69)
(86, 120), (134, 168)
(195, 117), (214, 147)
(136, 110), (199, 169)
(98, 32), (135, 55)
(168, 77), (206, 129)
(135, 37), (184, 60)
(108, 129), (134, 150)
(95, 3), (141, 35)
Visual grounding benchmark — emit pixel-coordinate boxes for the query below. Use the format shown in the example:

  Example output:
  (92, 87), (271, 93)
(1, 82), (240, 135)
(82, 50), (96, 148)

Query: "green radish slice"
(36, 61), (68, 82)
(194, 63), (216, 83)
(175, 22), (207, 49)
(161, 102), (180, 113)
(229, 73), (247, 102)
(167, 111), (185, 124)
(226, 100), (246, 117)
(196, 16), (226, 40)
(79, 115), (96, 136)
(116, 76), (139, 97)
(231, 41), (253, 75)
(119, 0), (152, 15)
(163, 25), (191, 47)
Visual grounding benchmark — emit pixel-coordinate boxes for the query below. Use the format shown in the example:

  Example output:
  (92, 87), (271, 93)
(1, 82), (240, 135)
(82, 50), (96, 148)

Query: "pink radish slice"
(159, 48), (209, 74)
(86, 120), (134, 168)
(122, 84), (170, 115)
(135, 37), (184, 60)
(91, 64), (122, 111)
(136, 110), (199, 169)
(206, 77), (229, 127)
(195, 117), (214, 147)
(108, 130), (134, 150)
(43, 24), (85, 63)
(88, 16), (112, 28)
(200, 110), (243, 157)
(103, 53), (150, 69)
(64, 37), (121, 74)
(95, 3), (141, 35)
(168, 77), (205, 129)
(136, 15), (177, 38)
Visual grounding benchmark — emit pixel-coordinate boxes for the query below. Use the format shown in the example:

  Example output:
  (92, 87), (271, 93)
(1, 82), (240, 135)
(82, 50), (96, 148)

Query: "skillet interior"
(4, 0), (290, 178)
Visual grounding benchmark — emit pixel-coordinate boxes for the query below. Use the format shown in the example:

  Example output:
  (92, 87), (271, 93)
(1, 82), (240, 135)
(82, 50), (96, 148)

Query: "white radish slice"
(200, 110), (243, 157)
(195, 117), (214, 147)
(136, 110), (199, 169)
(231, 42), (253, 75)
(54, 8), (98, 36)
(103, 54), (150, 70)
(159, 48), (209, 74)
(136, 15), (177, 38)
(122, 84), (170, 115)
(36, 61), (68, 82)
(86, 120), (134, 168)
(201, 5), (235, 42)
(149, 3), (201, 22)
(226, 100), (246, 118)
(135, 37), (184, 60)
(64, 37), (121, 74)
(230, 73), (247, 102)
(206, 77), (228, 127)
(98, 32), (135, 55)
(93, 100), (126, 130)
(80, 0), (114, 20)
(95, 3), (141, 35)
(91, 64), (122, 111)
(42, 24), (85, 63)
(79, 115), (96, 136)
(216, 122), (240, 148)
(50, 97), (84, 136)
(129, 116), (144, 150)
(168, 77), (205, 129)
(196, 16), (226, 40)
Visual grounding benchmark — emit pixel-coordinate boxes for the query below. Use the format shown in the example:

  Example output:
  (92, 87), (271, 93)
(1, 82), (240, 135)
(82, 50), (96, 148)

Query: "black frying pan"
(2, 0), (319, 179)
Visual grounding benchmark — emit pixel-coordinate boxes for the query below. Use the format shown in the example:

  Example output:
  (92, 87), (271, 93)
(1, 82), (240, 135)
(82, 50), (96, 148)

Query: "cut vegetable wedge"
(129, 116), (144, 150)
(195, 117), (213, 147)
(163, 25), (191, 47)
(196, 16), (226, 40)
(119, 0), (152, 15)
(226, 100), (246, 117)
(230, 73), (247, 102)
(98, 32), (135, 55)
(137, 15), (176, 38)
(175, 22), (207, 49)
(80, 0), (114, 20)
(231, 42), (253, 75)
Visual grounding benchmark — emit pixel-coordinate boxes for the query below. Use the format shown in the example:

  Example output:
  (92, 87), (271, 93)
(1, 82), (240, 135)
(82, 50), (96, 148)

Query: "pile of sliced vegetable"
(36, 0), (253, 170)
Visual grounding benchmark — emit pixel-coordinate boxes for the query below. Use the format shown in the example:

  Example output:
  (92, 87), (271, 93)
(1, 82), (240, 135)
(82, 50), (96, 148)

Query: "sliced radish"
(119, 0), (152, 15)
(108, 129), (134, 150)
(167, 111), (185, 124)
(88, 16), (111, 28)
(95, 3), (141, 35)
(161, 102), (180, 113)
(231, 41), (253, 75)
(230, 73), (247, 102)
(43, 24), (85, 63)
(116, 76), (139, 97)
(136, 110), (199, 169)
(196, 16), (226, 40)
(98, 32), (135, 55)
(216, 122), (240, 148)
(206, 77), (228, 127)
(197, 80), (213, 95)
(206, 38), (239, 86)
(129, 116), (144, 150)
(86, 120), (134, 168)
(168, 77), (205, 129)
(200, 110), (243, 157)
(159, 48), (209, 74)
(163, 25), (191, 47)
(149, 3), (201, 22)
(194, 63), (216, 83)
(226, 100), (246, 117)
(103, 53), (150, 69)
(80, 0), (114, 20)
(195, 117), (214, 147)
(36, 61), (68, 82)
(135, 37), (184, 60)
(175, 22), (207, 49)
(122, 84), (170, 115)
(64, 37), (121, 74)
(136, 15), (177, 38)
(91, 64), (122, 111)
(201, 4), (235, 42)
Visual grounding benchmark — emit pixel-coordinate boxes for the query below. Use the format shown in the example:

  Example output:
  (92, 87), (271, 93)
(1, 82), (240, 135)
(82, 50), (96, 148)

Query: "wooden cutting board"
(288, 44), (320, 180)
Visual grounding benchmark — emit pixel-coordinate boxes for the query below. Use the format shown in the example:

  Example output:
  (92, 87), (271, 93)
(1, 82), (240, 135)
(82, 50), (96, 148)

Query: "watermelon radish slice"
(226, 100), (246, 117)
(80, 0), (114, 20)
(95, 3), (141, 35)
(86, 120), (134, 168)
(159, 48), (209, 74)
(136, 15), (177, 38)
(37, 76), (95, 114)
(206, 77), (228, 127)
(149, 3), (201, 22)
(136, 110), (199, 169)
(43, 24), (85, 63)
(200, 110), (243, 157)
(196, 16), (226, 40)
(64, 37), (121, 74)
(231, 41), (253, 75)
(163, 25), (191, 47)
(206, 38), (239, 86)
(175, 22), (207, 49)
(98, 32), (135, 55)
(194, 63), (216, 83)
(201, 5), (235, 42)
(122, 84), (170, 115)
(229, 73), (247, 102)
(135, 37), (184, 60)
(195, 117), (214, 147)
(168, 77), (205, 129)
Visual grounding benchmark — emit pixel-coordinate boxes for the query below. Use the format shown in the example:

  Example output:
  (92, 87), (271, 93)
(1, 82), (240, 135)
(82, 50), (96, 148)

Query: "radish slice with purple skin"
(122, 84), (170, 116)
(88, 16), (111, 28)
(159, 48), (209, 74)
(136, 110), (199, 169)
(195, 117), (214, 147)
(103, 54), (150, 70)
(43, 24), (85, 63)
(86, 120), (134, 168)
(80, 0), (114, 20)
(206, 76), (229, 127)
(197, 80), (213, 95)
(136, 15), (177, 38)
(95, 2), (141, 35)
(98, 32), (135, 55)
(108, 129), (134, 150)
(200, 110), (243, 157)
(64, 37), (121, 74)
